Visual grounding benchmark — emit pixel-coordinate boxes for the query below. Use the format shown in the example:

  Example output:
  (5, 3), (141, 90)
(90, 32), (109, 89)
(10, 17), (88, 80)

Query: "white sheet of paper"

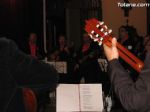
(55, 62), (67, 74)
(46, 61), (67, 74)
(79, 84), (104, 112)
(56, 84), (80, 112)
(56, 84), (103, 112)
(98, 59), (108, 72)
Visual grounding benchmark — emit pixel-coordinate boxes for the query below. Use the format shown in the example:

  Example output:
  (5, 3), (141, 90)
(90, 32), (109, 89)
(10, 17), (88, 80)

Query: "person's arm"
(104, 38), (150, 112)
(7, 39), (59, 92)
(108, 59), (150, 112)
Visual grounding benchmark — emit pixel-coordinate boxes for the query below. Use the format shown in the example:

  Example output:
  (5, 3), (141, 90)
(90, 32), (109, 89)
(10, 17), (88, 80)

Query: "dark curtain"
(0, 0), (44, 53)
(46, 0), (66, 51)
(80, 0), (102, 38)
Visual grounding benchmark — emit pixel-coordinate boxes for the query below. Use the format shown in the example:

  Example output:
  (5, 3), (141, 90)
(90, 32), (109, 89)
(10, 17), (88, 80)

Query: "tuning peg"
(104, 32), (108, 36)
(104, 25), (108, 30)
(98, 41), (102, 46)
(100, 37), (104, 41)
(100, 21), (104, 25)
(89, 34), (93, 39)
(100, 28), (104, 32)
(94, 38), (99, 42)
(96, 24), (100, 28)
(108, 29), (112, 34)
(91, 30), (94, 34)
(96, 34), (99, 38)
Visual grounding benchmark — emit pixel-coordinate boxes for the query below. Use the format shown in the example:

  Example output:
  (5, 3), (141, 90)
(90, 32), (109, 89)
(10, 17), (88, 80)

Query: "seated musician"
(25, 33), (43, 60)
(73, 33), (102, 83)
(0, 38), (58, 112)
(118, 26), (143, 81)
(48, 35), (74, 61)
(103, 38), (150, 112)
(47, 35), (75, 83)
(141, 35), (150, 60)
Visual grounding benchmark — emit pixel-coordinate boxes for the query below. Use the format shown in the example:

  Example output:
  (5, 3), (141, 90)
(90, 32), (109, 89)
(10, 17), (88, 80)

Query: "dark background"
(0, 0), (149, 53)
(0, 0), (43, 52)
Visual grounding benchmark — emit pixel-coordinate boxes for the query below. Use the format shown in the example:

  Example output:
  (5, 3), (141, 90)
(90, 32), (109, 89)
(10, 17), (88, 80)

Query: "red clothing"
(29, 42), (37, 57)
(82, 44), (90, 53)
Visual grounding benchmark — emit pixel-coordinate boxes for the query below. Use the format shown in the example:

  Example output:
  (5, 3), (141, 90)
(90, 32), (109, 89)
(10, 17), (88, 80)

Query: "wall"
(102, 0), (147, 37)
(66, 0), (81, 49)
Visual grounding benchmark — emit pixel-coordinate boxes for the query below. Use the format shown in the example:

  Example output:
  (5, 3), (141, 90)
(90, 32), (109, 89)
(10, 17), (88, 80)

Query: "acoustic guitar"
(23, 88), (37, 112)
(85, 18), (144, 72)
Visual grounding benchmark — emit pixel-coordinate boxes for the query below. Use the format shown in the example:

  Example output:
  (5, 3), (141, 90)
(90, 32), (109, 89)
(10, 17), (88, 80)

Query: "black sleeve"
(108, 58), (150, 112)
(7, 39), (59, 92)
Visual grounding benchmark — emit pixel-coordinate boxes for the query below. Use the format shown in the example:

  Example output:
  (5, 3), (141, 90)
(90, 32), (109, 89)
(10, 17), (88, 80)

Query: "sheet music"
(55, 62), (67, 74)
(46, 61), (67, 74)
(56, 84), (80, 112)
(79, 84), (104, 112)
(98, 59), (108, 72)
(56, 84), (103, 112)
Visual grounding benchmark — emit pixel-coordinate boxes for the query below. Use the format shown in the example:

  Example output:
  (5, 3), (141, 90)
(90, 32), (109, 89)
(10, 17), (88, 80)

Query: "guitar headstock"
(85, 18), (112, 46)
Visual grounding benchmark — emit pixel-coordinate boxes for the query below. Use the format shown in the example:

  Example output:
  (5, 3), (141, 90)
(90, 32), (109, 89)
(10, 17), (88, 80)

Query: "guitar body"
(22, 88), (37, 112)
(85, 18), (144, 73)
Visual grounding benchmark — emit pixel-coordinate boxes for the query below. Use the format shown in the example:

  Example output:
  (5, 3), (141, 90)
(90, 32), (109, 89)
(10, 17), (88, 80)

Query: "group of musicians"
(1, 23), (150, 112)
(46, 34), (103, 84)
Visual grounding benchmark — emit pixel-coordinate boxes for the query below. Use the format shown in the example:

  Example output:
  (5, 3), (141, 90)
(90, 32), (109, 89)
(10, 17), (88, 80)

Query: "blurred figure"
(118, 26), (129, 45)
(118, 26), (143, 80)
(0, 38), (58, 112)
(143, 35), (150, 46)
(145, 40), (150, 52)
(118, 26), (139, 53)
(118, 26), (142, 54)
(73, 33), (102, 83)
(57, 35), (70, 61)
(48, 35), (76, 83)
(141, 35), (150, 60)
(28, 33), (48, 111)
(48, 35), (72, 61)
(144, 36), (150, 52)
(27, 33), (42, 59)
(28, 33), (37, 58)
(130, 27), (143, 56)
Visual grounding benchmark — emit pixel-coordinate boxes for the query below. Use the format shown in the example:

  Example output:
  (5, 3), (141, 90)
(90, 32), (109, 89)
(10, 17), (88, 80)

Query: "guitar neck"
(84, 18), (144, 73)
(104, 36), (144, 73)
